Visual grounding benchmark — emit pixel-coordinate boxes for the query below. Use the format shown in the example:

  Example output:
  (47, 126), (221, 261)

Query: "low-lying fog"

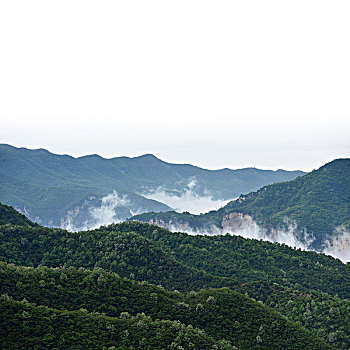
(164, 219), (350, 263)
(141, 185), (230, 214)
(63, 187), (350, 263)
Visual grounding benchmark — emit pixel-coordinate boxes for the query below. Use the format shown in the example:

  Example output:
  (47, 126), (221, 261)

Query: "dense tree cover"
(0, 263), (335, 350)
(0, 222), (349, 348)
(0, 143), (304, 227)
(0, 203), (37, 227)
(217, 158), (350, 247)
(0, 205), (349, 348)
(111, 222), (350, 298)
(0, 296), (235, 350)
(0, 224), (240, 292)
(238, 281), (350, 349)
(108, 222), (350, 349)
(132, 158), (350, 249)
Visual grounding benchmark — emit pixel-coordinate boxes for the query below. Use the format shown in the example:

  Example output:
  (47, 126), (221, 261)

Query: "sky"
(1, 0), (349, 171)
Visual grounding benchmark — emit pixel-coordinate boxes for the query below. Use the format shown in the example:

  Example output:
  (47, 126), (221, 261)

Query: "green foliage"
(238, 281), (350, 349)
(108, 222), (350, 349)
(113, 222), (350, 299)
(0, 205), (348, 349)
(132, 158), (350, 249)
(0, 263), (334, 350)
(0, 295), (233, 350)
(0, 224), (239, 292)
(0, 203), (36, 227)
(219, 158), (350, 247)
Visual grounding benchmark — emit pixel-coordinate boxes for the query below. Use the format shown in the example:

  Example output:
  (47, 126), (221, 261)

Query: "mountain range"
(1, 144), (349, 347)
(0, 144), (304, 230)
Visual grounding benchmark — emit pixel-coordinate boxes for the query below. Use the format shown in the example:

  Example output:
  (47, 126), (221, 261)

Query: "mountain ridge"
(0, 144), (306, 172)
(131, 158), (350, 256)
(0, 203), (345, 349)
(0, 143), (305, 229)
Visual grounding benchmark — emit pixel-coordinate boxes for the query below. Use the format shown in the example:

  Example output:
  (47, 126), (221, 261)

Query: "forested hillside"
(0, 263), (335, 350)
(112, 222), (350, 298)
(0, 202), (37, 227)
(1, 296), (235, 350)
(0, 204), (349, 349)
(132, 158), (350, 251)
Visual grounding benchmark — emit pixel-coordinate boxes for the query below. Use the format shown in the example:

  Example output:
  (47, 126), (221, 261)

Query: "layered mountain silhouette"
(0, 202), (346, 349)
(0, 144), (304, 229)
(132, 159), (350, 257)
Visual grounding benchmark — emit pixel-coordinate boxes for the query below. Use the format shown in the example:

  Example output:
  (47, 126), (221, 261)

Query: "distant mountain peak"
(136, 153), (159, 160)
(0, 143), (308, 230)
(77, 154), (103, 160)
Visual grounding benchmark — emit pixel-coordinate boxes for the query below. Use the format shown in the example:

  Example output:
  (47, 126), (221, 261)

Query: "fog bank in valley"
(63, 188), (350, 263)
(141, 180), (231, 214)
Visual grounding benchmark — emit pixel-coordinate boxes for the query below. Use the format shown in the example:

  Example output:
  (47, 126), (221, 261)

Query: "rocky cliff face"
(140, 212), (263, 236)
(221, 212), (316, 249)
(139, 211), (313, 247)
(133, 211), (350, 261)
(221, 212), (263, 236)
(145, 217), (220, 235)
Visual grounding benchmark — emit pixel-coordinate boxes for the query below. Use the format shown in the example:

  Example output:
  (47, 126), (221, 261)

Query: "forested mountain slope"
(132, 159), (350, 252)
(0, 202), (37, 227)
(112, 222), (350, 298)
(0, 204), (349, 348)
(2, 217), (349, 298)
(0, 262), (335, 350)
(1, 296), (235, 350)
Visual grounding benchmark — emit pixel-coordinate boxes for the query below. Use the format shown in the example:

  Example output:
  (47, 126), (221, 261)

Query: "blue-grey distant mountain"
(0, 144), (304, 229)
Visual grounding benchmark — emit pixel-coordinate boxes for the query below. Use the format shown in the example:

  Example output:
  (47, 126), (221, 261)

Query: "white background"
(1, 1), (349, 170)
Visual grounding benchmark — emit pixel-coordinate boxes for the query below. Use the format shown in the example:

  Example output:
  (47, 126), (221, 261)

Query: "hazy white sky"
(1, 0), (349, 171)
